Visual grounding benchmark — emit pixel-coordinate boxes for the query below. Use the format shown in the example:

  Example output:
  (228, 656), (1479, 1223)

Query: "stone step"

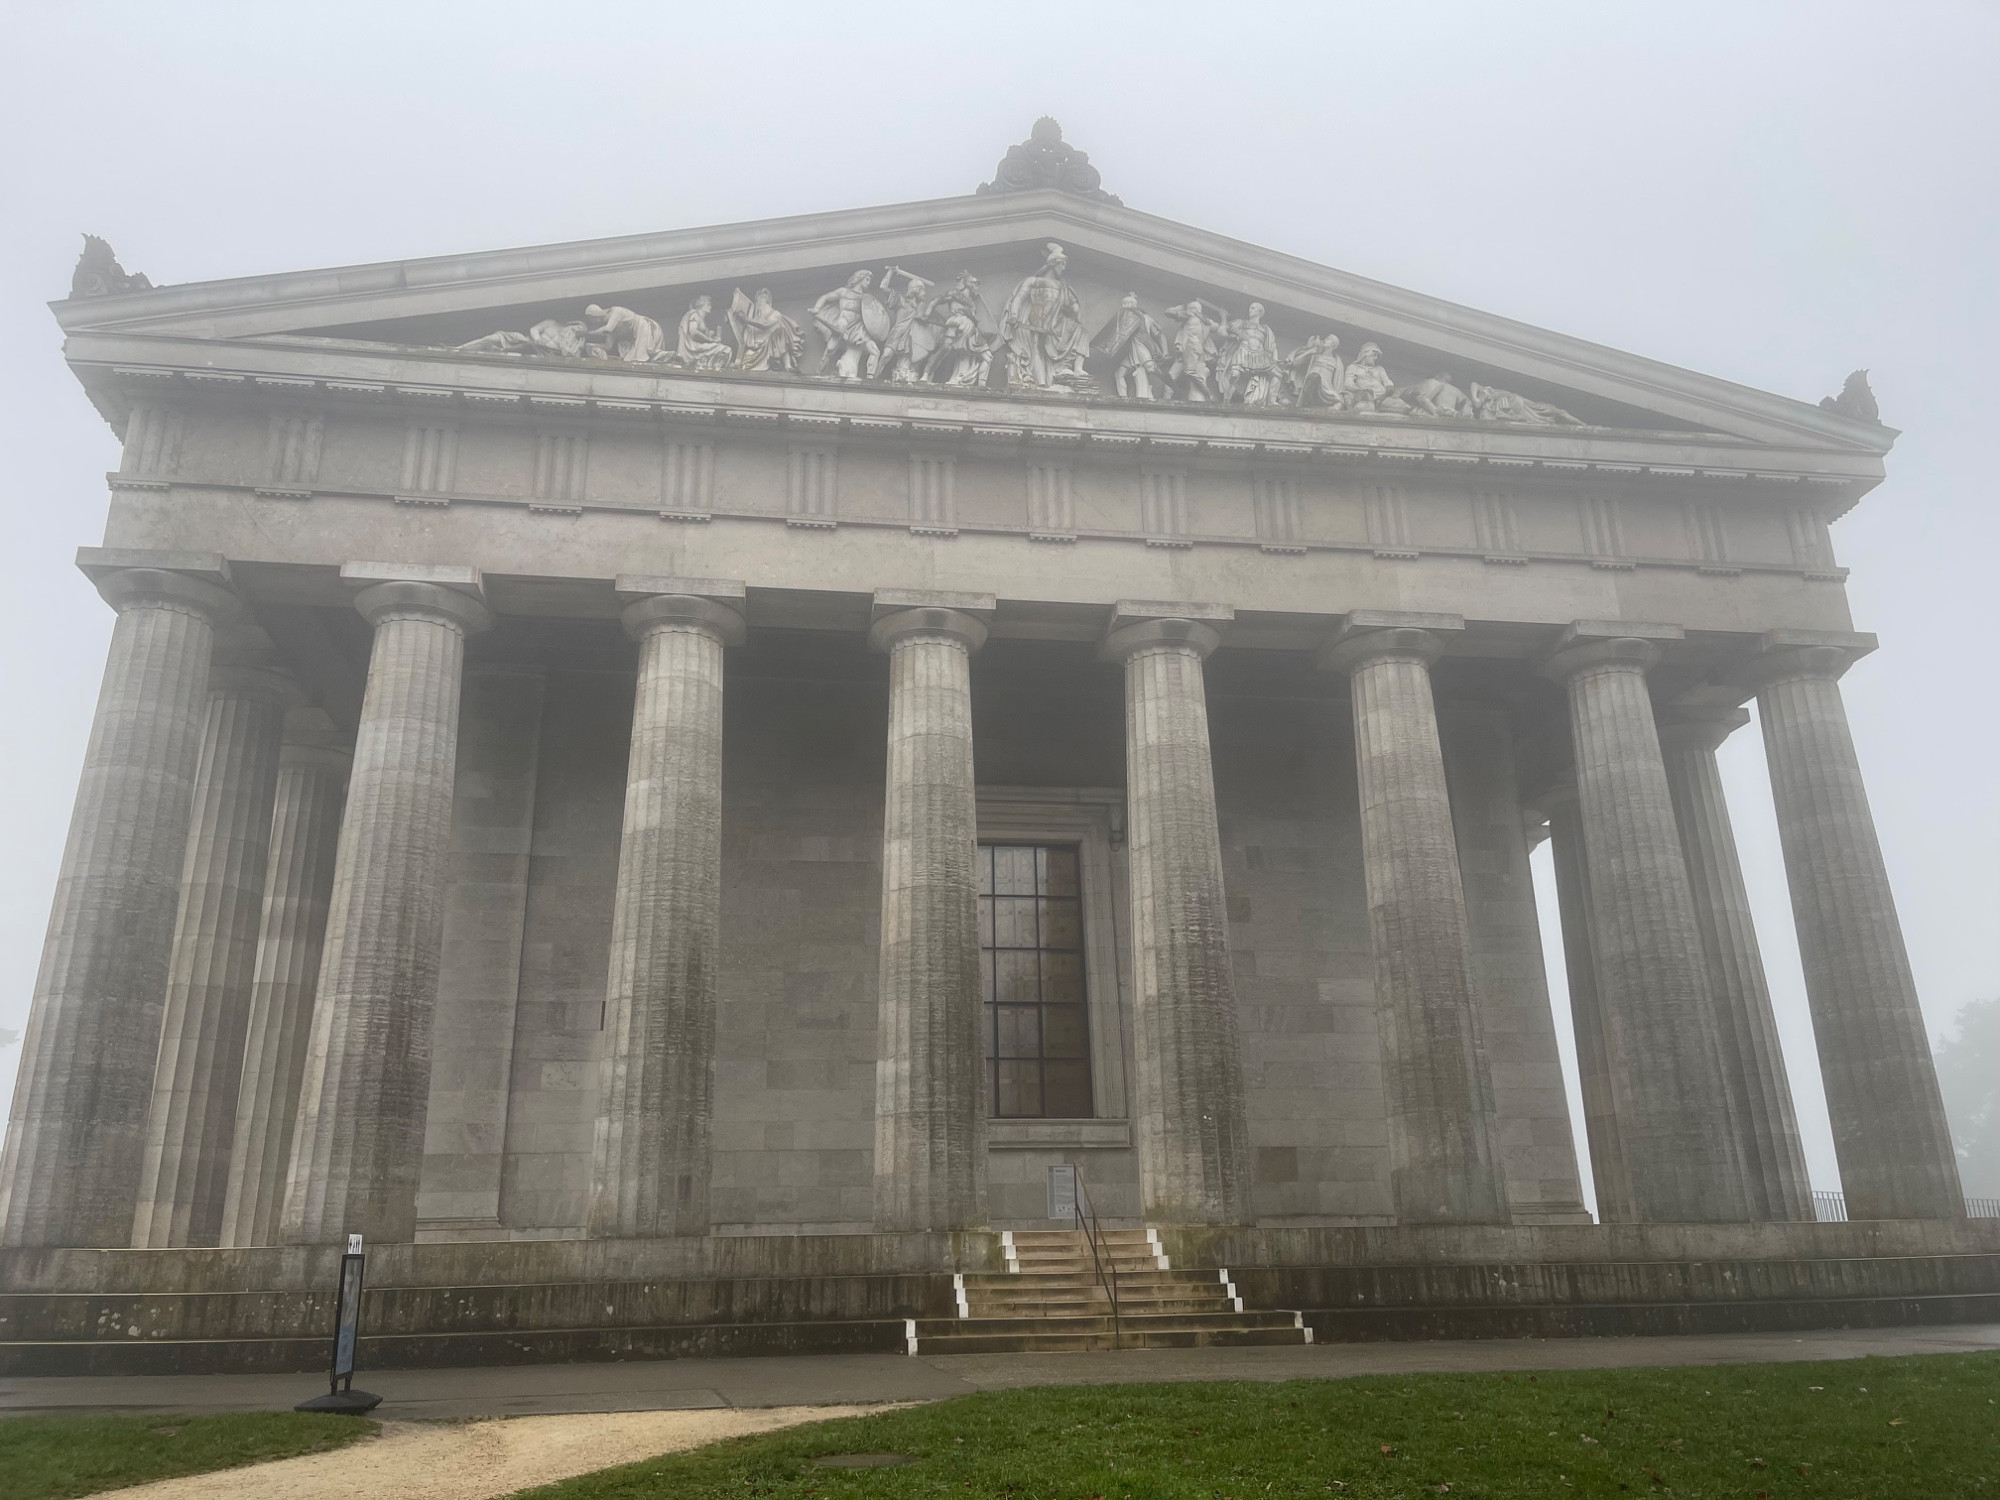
(964, 1296), (1232, 1312)
(913, 1316), (1309, 1355)
(966, 1271), (1221, 1290)
(918, 1309), (1298, 1339)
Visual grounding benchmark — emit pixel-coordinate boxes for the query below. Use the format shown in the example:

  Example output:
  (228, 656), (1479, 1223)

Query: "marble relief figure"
(1091, 294), (1169, 400)
(583, 303), (670, 364)
(457, 317), (592, 358)
(727, 288), (803, 373)
(878, 267), (940, 385)
(1001, 243), (1095, 393)
(1289, 333), (1344, 407)
(671, 295), (734, 371)
(1215, 302), (1282, 406)
(810, 269), (887, 381)
(1164, 300), (1224, 401)
(1471, 382), (1585, 426)
(923, 275), (1000, 388)
(1403, 372), (1478, 420)
(1335, 342), (1412, 414)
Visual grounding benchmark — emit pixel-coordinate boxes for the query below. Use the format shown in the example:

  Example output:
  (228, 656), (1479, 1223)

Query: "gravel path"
(100, 1404), (886, 1499)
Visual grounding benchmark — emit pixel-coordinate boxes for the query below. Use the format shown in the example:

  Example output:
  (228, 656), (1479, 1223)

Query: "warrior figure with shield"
(810, 269), (889, 381)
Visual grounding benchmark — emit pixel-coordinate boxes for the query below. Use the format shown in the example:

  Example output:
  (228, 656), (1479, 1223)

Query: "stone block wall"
(415, 632), (1584, 1234)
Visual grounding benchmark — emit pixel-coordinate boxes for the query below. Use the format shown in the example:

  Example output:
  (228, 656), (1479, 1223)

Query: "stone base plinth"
(4, 1223), (1997, 1376)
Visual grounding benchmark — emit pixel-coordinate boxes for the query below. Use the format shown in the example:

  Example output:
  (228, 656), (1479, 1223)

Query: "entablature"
(71, 332), (1884, 506)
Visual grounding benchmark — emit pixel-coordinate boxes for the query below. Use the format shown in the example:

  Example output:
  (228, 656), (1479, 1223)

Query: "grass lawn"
(0, 1409), (374, 1500)
(521, 1352), (1999, 1499)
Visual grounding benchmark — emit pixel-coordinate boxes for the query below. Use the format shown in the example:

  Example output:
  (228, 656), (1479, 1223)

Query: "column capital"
(1656, 699), (1751, 755)
(1737, 629), (1877, 692)
(868, 589), (994, 653)
(342, 562), (488, 633)
(208, 665), (310, 711)
(278, 740), (354, 775)
(1099, 600), (1232, 663)
(92, 568), (241, 625)
(618, 593), (747, 647)
(1538, 620), (1683, 685)
(1317, 610), (1464, 675)
(77, 547), (231, 591)
(1523, 778), (1579, 819)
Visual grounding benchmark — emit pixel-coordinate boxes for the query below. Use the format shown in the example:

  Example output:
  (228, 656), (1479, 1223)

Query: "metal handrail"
(1071, 1161), (1121, 1350)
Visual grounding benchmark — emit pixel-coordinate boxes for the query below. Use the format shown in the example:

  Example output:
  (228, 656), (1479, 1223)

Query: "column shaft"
(131, 668), (293, 1247)
(0, 568), (235, 1247)
(870, 599), (990, 1232)
(1752, 645), (1961, 1218)
(1323, 625), (1507, 1224)
(1107, 609), (1251, 1225)
(1542, 787), (1634, 1222)
(1544, 632), (1750, 1222)
(590, 591), (742, 1237)
(1659, 709), (1813, 1221)
(281, 578), (488, 1243)
(218, 735), (349, 1247)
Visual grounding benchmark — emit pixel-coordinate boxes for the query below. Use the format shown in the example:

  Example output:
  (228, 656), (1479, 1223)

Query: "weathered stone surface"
(591, 586), (746, 1238)
(1541, 628), (1750, 1224)
(1657, 703), (1813, 1222)
(869, 593), (992, 1232)
(0, 566), (237, 1249)
(219, 728), (349, 1248)
(281, 575), (490, 1244)
(131, 665), (297, 1248)
(1104, 603), (1252, 1226)
(1320, 618), (1508, 1225)
(1437, 703), (1587, 1224)
(416, 666), (543, 1237)
(1536, 783), (1634, 1222)
(1746, 637), (1962, 1220)
(13, 177), (1944, 1258)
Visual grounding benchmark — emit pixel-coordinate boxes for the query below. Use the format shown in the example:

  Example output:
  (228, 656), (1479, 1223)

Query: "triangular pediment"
(54, 188), (1891, 454)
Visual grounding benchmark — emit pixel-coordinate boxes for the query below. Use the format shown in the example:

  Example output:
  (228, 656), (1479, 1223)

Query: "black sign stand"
(296, 1234), (382, 1414)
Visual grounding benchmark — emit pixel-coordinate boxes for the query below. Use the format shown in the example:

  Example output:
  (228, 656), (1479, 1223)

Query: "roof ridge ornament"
(1820, 369), (1881, 424)
(978, 118), (1120, 205)
(71, 235), (151, 299)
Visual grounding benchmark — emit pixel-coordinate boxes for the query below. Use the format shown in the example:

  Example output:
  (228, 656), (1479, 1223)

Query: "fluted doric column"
(219, 719), (349, 1248)
(1744, 632), (1961, 1219)
(590, 578), (746, 1238)
(1535, 783), (1635, 1222)
(0, 559), (238, 1247)
(131, 664), (299, 1247)
(1541, 623), (1750, 1222)
(282, 567), (489, 1243)
(1319, 613), (1508, 1224)
(1657, 701), (1813, 1221)
(1102, 602), (1251, 1225)
(869, 590), (992, 1232)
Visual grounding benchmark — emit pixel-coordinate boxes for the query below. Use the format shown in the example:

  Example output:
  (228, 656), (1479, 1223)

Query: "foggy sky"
(2, 0), (1994, 1211)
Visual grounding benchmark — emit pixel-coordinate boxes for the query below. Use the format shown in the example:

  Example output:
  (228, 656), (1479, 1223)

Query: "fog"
(1, 1), (1994, 1212)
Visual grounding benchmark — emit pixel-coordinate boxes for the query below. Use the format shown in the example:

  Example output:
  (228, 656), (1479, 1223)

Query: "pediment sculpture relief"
(452, 242), (1591, 427)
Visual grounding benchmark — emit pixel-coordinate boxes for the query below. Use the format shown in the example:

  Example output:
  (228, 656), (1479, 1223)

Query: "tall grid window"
(978, 844), (1092, 1118)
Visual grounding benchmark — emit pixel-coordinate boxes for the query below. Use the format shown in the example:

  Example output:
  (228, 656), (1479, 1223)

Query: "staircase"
(907, 1228), (1313, 1353)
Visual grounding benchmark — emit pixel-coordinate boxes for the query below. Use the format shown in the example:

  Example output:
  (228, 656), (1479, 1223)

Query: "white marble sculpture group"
(457, 241), (1584, 426)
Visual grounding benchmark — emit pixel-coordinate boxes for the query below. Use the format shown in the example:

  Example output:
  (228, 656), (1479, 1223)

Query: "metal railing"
(1071, 1161), (1121, 1350)
(1813, 1190), (2000, 1222)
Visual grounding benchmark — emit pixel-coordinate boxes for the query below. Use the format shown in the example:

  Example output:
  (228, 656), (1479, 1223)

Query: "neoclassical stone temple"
(0, 128), (1978, 1355)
